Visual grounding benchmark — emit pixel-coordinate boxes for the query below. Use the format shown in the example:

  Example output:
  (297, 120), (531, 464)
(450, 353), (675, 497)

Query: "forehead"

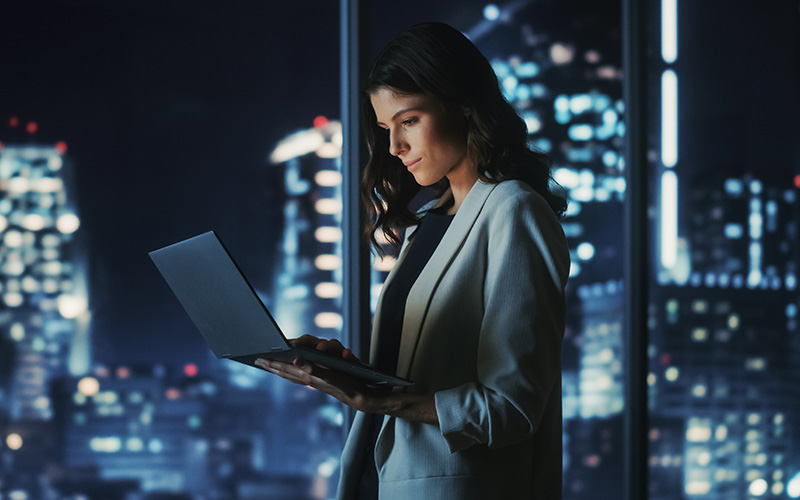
(370, 88), (433, 122)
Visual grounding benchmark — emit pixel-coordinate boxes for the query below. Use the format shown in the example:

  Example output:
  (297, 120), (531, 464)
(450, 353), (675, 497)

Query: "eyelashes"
(378, 117), (418, 134)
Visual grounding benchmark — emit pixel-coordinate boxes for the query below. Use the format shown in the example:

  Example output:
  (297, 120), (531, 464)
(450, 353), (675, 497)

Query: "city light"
(685, 480), (712, 495)
(661, 0), (678, 63)
(576, 242), (595, 261)
(314, 312), (343, 329)
(483, 3), (500, 21)
(58, 294), (88, 319)
(660, 170), (679, 269)
(313, 115), (328, 129)
(314, 282), (342, 299)
(8, 491), (28, 500)
(90, 436), (122, 453)
(270, 129), (325, 164)
(56, 213), (80, 234)
(316, 457), (339, 478)
(749, 478), (768, 496)
(661, 69), (678, 167)
(316, 142), (340, 159)
(10, 323), (25, 341)
(77, 376), (100, 396)
(314, 226), (342, 243)
(314, 254), (341, 271)
(787, 471), (800, 498)
(314, 198), (341, 215)
(6, 433), (23, 450)
(550, 43), (575, 65)
(21, 213), (47, 231)
(314, 170), (342, 187)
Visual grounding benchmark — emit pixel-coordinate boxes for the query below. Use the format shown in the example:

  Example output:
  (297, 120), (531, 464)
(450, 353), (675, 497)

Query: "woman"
(257, 22), (570, 500)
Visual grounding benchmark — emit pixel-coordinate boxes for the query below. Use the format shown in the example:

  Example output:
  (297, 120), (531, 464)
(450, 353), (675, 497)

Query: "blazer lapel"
(394, 180), (497, 379)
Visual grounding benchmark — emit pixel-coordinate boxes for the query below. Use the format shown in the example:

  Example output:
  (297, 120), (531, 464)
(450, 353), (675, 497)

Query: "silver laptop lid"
(149, 231), (289, 358)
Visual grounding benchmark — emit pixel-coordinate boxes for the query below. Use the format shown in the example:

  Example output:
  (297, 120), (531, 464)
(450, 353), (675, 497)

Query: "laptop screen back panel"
(149, 232), (288, 359)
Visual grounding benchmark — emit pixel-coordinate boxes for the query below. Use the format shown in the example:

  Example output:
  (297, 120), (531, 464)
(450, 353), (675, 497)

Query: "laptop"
(149, 231), (413, 387)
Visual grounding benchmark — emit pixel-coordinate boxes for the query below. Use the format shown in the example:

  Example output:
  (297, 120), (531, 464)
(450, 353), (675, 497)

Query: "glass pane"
(369, 3), (625, 498)
(646, 1), (800, 499)
(1, 2), (342, 498)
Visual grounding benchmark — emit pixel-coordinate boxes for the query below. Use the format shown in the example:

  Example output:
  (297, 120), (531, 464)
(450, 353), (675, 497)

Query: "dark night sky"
(1, 0), (486, 367)
(2, 1), (342, 365)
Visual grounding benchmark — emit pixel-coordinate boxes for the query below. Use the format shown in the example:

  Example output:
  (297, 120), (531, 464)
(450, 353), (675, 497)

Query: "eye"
(402, 117), (417, 126)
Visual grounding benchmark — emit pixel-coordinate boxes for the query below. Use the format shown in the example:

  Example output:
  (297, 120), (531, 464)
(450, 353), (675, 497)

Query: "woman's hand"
(254, 336), (438, 424)
(289, 334), (361, 364)
(255, 355), (389, 414)
(254, 335), (385, 414)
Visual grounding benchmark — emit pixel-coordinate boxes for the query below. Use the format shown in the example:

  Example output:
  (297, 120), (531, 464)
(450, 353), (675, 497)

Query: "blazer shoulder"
(482, 179), (554, 217)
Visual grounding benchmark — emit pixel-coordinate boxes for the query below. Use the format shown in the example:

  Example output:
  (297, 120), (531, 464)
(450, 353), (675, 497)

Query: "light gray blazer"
(336, 179), (570, 500)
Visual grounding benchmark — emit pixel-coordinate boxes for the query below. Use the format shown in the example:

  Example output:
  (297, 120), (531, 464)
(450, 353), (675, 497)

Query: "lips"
(404, 158), (421, 171)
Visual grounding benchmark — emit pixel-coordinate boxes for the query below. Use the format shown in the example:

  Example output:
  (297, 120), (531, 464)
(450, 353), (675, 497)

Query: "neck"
(445, 163), (479, 215)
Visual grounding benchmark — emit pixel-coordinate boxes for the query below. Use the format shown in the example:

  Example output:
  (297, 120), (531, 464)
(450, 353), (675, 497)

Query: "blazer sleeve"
(434, 188), (570, 453)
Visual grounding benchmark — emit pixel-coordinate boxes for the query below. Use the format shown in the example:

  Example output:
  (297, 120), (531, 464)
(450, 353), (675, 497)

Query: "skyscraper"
(0, 140), (87, 494)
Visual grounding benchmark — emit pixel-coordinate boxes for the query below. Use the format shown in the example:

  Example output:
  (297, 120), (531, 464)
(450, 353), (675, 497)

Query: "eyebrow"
(376, 107), (422, 127)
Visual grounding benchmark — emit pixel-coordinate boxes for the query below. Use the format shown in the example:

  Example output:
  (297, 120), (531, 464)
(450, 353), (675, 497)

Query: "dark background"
(0, 0), (490, 366)
(2, 0), (341, 365)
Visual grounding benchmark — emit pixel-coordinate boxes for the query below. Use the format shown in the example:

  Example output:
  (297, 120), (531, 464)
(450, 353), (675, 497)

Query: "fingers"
(290, 334), (322, 348)
(342, 348), (360, 362)
(255, 358), (314, 386)
(256, 357), (385, 413)
(315, 338), (346, 356)
(291, 335), (356, 361)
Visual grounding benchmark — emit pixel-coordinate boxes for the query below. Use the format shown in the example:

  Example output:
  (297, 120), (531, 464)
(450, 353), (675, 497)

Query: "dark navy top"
(358, 204), (455, 499)
(375, 208), (455, 374)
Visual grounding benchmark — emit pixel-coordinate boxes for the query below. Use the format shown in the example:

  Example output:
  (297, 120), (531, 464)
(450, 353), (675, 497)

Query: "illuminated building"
(266, 117), (349, 497)
(0, 143), (87, 421)
(55, 365), (212, 495)
(269, 117), (345, 340)
(649, 174), (800, 499)
(576, 281), (624, 419)
(0, 138), (88, 499)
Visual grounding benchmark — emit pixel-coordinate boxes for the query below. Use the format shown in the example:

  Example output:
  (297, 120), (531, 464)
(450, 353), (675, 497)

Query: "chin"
(412, 173), (445, 187)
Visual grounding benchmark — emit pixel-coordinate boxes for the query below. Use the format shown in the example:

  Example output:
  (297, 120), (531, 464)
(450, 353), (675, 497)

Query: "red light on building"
(313, 115), (328, 129)
(0, 141), (3, 152)
(27, 122), (38, 134)
(9, 116), (19, 127)
(165, 388), (181, 400)
(660, 353), (671, 366)
(794, 175), (800, 189)
(184, 363), (198, 377)
(55, 141), (68, 154)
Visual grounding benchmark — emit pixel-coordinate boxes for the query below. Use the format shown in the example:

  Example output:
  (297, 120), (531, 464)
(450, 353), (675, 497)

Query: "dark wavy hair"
(361, 22), (567, 251)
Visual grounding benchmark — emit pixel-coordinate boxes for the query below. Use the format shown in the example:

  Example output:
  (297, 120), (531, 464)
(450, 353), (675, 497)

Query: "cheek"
(439, 115), (468, 151)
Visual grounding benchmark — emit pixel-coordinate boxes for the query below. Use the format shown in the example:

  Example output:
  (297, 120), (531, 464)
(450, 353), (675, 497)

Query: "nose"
(388, 129), (407, 157)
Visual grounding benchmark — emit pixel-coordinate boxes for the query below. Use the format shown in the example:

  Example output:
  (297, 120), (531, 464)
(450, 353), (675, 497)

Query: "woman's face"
(370, 88), (472, 187)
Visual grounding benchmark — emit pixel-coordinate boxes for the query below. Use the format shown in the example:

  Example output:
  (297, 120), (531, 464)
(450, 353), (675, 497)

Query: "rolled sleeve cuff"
(435, 384), (486, 453)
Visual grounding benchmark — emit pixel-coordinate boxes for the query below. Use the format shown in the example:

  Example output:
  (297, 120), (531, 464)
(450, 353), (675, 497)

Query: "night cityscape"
(2, 1), (799, 499)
